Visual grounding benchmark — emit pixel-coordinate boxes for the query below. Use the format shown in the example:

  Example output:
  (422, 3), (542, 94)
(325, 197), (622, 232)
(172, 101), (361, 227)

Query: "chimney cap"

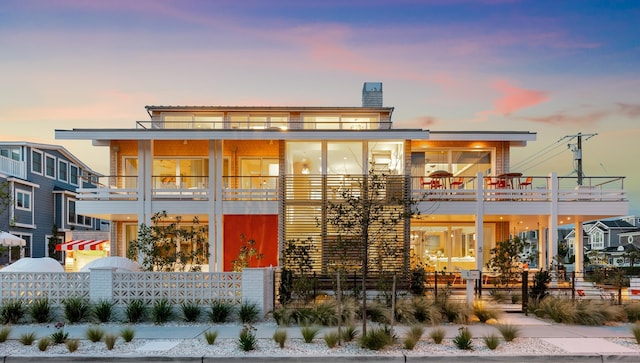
(363, 82), (382, 92)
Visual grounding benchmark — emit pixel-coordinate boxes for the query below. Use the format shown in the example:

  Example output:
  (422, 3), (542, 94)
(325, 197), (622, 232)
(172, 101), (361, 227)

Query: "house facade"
(55, 83), (629, 276)
(0, 142), (108, 267)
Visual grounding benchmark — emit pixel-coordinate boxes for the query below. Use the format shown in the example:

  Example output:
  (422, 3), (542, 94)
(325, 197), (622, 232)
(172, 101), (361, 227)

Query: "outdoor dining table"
(497, 172), (522, 188)
(428, 171), (453, 189)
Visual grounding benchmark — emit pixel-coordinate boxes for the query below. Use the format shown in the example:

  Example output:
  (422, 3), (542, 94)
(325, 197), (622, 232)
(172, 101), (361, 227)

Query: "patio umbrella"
(0, 231), (25, 247)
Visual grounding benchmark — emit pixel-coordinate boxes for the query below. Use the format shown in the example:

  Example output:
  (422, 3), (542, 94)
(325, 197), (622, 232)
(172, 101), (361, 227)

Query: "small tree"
(324, 169), (418, 334)
(486, 236), (529, 290)
(231, 234), (264, 272)
(128, 211), (209, 271)
(280, 237), (315, 302)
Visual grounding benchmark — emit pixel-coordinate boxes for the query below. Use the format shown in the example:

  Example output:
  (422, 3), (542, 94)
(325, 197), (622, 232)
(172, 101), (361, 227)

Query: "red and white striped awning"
(55, 239), (108, 251)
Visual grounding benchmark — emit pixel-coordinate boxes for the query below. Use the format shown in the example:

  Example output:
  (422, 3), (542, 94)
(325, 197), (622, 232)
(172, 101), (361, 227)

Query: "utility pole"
(567, 132), (597, 186)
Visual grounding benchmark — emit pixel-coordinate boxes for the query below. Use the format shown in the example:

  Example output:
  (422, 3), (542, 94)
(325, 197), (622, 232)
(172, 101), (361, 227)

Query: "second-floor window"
(70, 165), (79, 185)
(58, 160), (68, 182)
(15, 190), (31, 211)
(32, 150), (43, 174)
(45, 154), (56, 178)
(590, 230), (604, 250)
(67, 199), (93, 227)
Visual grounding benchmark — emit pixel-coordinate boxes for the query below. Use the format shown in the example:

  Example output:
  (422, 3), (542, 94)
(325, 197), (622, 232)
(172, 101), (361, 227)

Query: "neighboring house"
(561, 216), (640, 267)
(0, 142), (108, 267)
(55, 83), (629, 275)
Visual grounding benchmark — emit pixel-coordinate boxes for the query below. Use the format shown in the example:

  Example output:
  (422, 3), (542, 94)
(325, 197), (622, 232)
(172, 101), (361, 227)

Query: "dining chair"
(420, 176), (429, 189)
(450, 177), (464, 189)
(485, 177), (499, 188)
(519, 176), (533, 189)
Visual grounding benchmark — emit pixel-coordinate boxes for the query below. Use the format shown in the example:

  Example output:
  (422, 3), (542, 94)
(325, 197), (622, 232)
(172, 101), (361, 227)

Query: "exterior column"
(214, 140), (224, 272)
(574, 217), (583, 273)
(475, 172), (484, 271)
(137, 140), (153, 266)
(241, 267), (274, 317)
(548, 172), (559, 271)
(208, 140), (216, 272)
(89, 267), (115, 302)
(537, 223), (546, 269)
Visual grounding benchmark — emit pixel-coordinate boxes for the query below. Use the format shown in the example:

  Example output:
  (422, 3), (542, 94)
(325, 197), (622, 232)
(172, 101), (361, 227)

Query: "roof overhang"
(427, 131), (536, 147)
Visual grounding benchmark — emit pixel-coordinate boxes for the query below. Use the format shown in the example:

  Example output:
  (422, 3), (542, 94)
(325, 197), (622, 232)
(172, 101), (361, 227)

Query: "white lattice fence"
(112, 272), (242, 305)
(0, 272), (90, 305)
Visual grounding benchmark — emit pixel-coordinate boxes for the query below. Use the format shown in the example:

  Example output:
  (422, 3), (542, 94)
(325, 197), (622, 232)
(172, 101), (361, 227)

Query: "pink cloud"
(617, 103), (640, 118)
(521, 110), (608, 126)
(471, 80), (548, 122)
(399, 116), (439, 129)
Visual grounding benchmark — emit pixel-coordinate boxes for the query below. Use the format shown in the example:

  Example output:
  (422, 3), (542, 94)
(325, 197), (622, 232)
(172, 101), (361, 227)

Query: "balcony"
(74, 174), (626, 204)
(0, 156), (26, 179)
(135, 120), (392, 130)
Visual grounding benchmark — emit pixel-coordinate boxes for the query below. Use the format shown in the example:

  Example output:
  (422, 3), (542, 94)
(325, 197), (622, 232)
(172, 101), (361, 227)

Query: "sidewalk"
(3, 313), (640, 362)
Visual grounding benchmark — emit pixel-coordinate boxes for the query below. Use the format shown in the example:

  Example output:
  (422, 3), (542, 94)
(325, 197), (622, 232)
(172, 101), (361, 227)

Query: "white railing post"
(89, 267), (116, 302)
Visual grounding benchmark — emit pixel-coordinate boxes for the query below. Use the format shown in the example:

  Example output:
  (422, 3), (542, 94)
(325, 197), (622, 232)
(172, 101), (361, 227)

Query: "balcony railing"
(0, 156), (26, 179)
(74, 174), (626, 203)
(135, 120), (393, 130)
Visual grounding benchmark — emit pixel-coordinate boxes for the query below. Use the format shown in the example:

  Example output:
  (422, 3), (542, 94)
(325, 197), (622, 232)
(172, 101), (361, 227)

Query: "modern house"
(54, 83), (629, 277)
(0, 142), (109, 268)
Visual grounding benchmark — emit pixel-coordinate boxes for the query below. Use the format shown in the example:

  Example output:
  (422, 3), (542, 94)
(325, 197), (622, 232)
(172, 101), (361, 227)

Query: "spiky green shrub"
(341, 325), (359, 342)
(208, 300), (234, 323)
(37, 336), (51, 351)
(440, 300), (469, 324)
(204, 330), (218, 345)
(121, 327), (135, 342)
(301, 325), (321, 343)
(104, 333), (117, 350)
(273, 328), (287, 348)
(238, 302), (259, 324)
(631, 324), (640, 344)
(394, 298), (417, 324)
(50, 329), (69, 344)
(66, 339), (79, 352)
(85, 325), (105, 342)
(238, 326), (257, 352)
(19, 332), (36, 345)
(29, 298), (52, 323)
(125, 299), (147, 323)
(93, 299), (115, 323)
(63, 296), (90, 324)
(0, 326), (11, 342)
(314, 300), (338, 326)
(323, 330), (340, 348)
(429, 327), (446, 344)
(180, 302), (201, 322)
(366, 301), (390, 324)
(472, 301), (499, 323)
(360, 326), (393, 351)
(575, 300), (625, 325)
(1, 300), (25, 324)
(411, 297), (442, 325)
(453, 327), (473, 350)
(496, 324), (520, 342)
(292, 307), (315, 325)
(534, 296), (576, 323)
(403, 326), (424, 350)
(625, 303), (640, 323)
(483, 333), (500, 350)
(151, 298), (173, 324)
(273, 306), (293, 326)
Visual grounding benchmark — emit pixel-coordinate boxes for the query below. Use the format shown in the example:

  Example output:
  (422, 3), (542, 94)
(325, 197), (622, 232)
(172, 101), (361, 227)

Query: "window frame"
(58, 159), (68, 182)
(45, 153), (56, 179)
(590, 230), (605, 250)
(70, 164), (79, 186)
(31, 149), (43, 175)
(15, 190), (32, 211)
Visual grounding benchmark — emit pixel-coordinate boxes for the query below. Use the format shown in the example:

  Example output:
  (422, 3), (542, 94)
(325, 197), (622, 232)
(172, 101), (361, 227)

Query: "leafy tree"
(324, 170), (417, 334)
(0, 181), (11, 218)
(127, 211), (209, 271)
(280, 237), (316, 302)
(529, 269), (551, 303)
(231, 233), (264, 272)
(486, 236), (529, 290)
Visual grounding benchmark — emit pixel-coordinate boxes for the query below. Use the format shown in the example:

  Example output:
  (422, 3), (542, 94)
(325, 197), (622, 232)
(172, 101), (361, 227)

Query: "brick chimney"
(362, 82), (383, 107)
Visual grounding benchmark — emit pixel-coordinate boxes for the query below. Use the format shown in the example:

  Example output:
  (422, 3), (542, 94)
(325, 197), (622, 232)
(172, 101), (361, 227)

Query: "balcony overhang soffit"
(56, 129), (429, 142)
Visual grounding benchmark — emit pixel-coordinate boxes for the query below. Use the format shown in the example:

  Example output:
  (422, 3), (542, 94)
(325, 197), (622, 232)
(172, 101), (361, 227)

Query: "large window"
(163, 114), (224, 129)
(67, 200), (92, 227)
(420, 149), (492, 180)
(153, 158), (208, 188)
(0, 147), (20, 160)
(590, 230), (605, 250)
(303, 114), (378, 130)
(240, 158), (278, 190)
(70, 165), (79, 185)
(15, 190), (31, 211)
(229, 114), (289, 130)
(45, 154), (56, 178)
(31, 150), (43, 174)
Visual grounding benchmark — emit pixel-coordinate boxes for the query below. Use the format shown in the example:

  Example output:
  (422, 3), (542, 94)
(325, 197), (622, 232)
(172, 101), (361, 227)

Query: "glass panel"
(286, 142), (321, 175)
(269, 116), (288, 130)
(303, 115), (340, 130)
(249, 116), (267, 129)
(451, 150), (491, 176)
(327, 142), (362, 175)
(342, 116), (375, 130)
(194, 115), (223, 129)
(163, 115), (191, 129)
(369, 141), (403, 174)
(424, 151), (448, 176)
(229, 115), (248, 129)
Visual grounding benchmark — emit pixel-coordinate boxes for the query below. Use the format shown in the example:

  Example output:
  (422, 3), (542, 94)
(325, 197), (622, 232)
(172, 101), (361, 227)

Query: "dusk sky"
(1, 0), (639, 214)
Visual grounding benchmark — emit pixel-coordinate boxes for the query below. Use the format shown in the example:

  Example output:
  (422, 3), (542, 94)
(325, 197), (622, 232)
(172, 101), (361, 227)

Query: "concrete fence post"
(89, 267), (116, 302)
(241, 267), (274, 316)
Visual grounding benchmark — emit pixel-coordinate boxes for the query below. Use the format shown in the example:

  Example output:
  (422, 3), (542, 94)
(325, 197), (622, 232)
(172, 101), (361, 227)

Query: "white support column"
(208, 140), (217, 272)
(475, 172), (485, 271)
(574, 217), (583, 274)
(214, 140), (224, 272)
(89, 267), (115, 302)
(548, 172), (559, 271)
(538, 223), (546, 269)
(138, 140), (153, 266)
(241, 267), (274, 316)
